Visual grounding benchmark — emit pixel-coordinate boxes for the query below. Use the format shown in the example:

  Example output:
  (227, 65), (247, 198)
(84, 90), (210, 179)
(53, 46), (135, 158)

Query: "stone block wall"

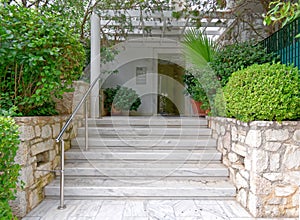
(55, 80), (89, 116)
(11, 116), (83, 218)
(9, 81), (89, 218)
(209, 117), (300, 218)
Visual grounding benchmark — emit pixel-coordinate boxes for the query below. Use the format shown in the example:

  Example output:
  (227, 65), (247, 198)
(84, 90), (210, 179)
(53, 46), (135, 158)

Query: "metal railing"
(262, 17), (300, 69)
(55, 75), (101, 209)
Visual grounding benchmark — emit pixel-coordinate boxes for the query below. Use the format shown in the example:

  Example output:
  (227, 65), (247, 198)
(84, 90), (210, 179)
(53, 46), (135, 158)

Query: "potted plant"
(103, 85), (141, 116)
(183, 71), (211, 116)
(182, 29), (218, 116)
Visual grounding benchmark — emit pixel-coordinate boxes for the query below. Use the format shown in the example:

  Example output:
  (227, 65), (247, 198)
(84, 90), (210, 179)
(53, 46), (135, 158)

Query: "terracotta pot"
(111, 104), (122, 116)
(190, 99), (209, 116)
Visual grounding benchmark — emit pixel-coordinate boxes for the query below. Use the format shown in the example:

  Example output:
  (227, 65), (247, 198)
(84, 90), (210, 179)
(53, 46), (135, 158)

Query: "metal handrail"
(55, 75), (101, 209)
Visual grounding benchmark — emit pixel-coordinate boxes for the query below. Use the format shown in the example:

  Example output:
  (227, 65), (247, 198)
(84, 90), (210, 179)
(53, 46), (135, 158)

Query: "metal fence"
(262, 17), (300, 69)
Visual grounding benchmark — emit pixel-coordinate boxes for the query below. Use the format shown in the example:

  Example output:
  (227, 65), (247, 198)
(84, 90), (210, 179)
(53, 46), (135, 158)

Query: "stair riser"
(71, 139), (217, 147)
(46, 117), (236, 200)
(46, 196), (236, 200)
(64, 159), (221, 164)
(77, 129), (212, 137)
(65, 152), (222, 161)
(45, 188), (236, 198)
(71, 146), (216, 150)
(58, 176), (231, 182)
(87, 119), (208, 128)
(63, 168), (229, 177)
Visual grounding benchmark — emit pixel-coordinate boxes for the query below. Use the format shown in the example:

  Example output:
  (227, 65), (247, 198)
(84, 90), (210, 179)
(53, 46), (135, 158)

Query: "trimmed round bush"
(223, 63), (300, 122)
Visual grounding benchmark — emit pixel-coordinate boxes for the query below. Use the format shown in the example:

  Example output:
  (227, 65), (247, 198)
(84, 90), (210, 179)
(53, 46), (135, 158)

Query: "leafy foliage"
(104, 86), (141, 112)
(1, 0), (230, 47)
(213, 88), (226, 117)
(103, 87), (118, 113)
(183, 68), (220, 110)
(171, 0), (226, 28)
(0, 116), (21, 219)
(0, 6), (85, 116)
(182, 30), (219, 111)
(264, 0), (300, 27)
(210, 41), (277, 87)
(183, 29), (217, 67)
(222, 63), (300, 122)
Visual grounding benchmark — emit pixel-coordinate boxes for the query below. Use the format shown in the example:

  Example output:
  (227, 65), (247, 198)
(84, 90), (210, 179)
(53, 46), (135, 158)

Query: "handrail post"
(55, 75), (101, 210)
(58, 140), (66, 210)
(85, 100), (88, 151)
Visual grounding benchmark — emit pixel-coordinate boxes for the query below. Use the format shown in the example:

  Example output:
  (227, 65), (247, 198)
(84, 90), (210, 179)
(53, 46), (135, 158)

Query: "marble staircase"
(45, 116), (236, 199)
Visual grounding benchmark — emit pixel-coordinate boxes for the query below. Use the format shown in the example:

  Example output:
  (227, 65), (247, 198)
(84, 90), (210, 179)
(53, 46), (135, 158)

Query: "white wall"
(101, 37), (191, 115)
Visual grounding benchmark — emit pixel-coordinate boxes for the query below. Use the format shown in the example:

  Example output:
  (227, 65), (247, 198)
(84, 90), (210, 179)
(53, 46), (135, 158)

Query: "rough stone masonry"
(209, 117), (300, 218)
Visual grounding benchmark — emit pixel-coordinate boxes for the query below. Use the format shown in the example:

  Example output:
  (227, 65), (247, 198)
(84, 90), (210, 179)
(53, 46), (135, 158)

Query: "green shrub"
(222, 63), (300, 122)
(212, 88), (226, 117)
(104, 86), (142, 112)
(183, 71), (207, 103)
(0, 6), (85, 116)
(103, 87), (118, 113)
(210, 41), (277, 87)
(0, 116), (21, 219)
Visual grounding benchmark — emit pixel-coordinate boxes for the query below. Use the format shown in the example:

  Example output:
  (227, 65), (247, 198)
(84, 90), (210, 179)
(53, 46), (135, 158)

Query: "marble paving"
(22, 199), (298, 220)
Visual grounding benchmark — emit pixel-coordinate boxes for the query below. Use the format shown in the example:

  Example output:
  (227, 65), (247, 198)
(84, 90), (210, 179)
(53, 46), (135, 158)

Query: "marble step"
(65, 149), (222, 161)
(63, 162), (229, 177)
(77, 127), (212, 137)
(45, 178), (236, 199)
(61, 176), (230, 182)
(71, 137), (217, 148)
(71, 145), (217, 151)
(87, 117), (208, 128)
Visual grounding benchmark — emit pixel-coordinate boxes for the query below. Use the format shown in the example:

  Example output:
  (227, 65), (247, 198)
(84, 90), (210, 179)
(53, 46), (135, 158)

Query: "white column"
(90, 11), (100, 118)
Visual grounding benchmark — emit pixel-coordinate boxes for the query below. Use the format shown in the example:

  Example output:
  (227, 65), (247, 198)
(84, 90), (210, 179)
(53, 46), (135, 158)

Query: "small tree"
(0, 6), (86, 116)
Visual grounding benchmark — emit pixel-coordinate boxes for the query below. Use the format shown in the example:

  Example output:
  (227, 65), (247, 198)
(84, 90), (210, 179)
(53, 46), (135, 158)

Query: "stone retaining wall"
(10, 81), (89, 218)
(11, 116), (82, 218)
(208, 117), (300, 218)
(55, 80), (89, 115)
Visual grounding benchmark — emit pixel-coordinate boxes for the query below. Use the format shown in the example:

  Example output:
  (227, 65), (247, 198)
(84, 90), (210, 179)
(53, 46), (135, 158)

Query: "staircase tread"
(73, 137), (215, 140)
(46, 117), (236, 199)
(88, 117), (207, 121)
(79, 127), (211, 131)
(65, 149), (221, 154)
(64, 162), (227, 169)
(47, 178), (235, 189)
(87, 118), (208, 127)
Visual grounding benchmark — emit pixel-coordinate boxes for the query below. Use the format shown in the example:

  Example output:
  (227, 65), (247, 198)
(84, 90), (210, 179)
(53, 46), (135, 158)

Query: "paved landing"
(23, 199), (297, 220)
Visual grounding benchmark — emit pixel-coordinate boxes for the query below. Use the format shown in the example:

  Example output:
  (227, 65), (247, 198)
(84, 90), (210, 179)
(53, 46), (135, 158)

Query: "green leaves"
(0, 6), (85, 116)
(183, 68), (220, 111)
(183, 29), (217, 68)
(264, 0), (300, 28)
(0, 117), (21, 219)
(222, 63), (300, 122)
(210, 41), (277, 87)
(104, 86), (142, 112)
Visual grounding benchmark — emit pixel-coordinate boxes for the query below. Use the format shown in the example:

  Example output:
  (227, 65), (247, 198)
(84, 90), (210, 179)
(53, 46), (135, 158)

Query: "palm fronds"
(183, 29), (217, 67)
